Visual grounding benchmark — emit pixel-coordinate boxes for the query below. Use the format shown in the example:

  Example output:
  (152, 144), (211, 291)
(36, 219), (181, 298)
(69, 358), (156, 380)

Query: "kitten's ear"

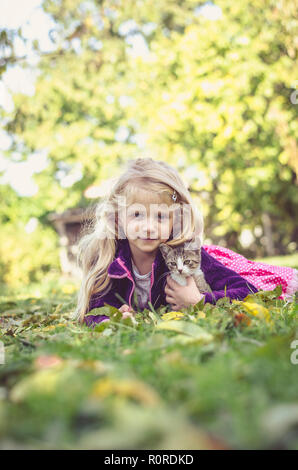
(159, 243), (172, 256)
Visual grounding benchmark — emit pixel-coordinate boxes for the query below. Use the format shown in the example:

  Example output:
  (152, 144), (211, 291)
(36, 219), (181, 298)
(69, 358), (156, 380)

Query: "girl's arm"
(201, 249), (258, 304)
(84, 292), (135, 327)
(84, 290), (122, 327)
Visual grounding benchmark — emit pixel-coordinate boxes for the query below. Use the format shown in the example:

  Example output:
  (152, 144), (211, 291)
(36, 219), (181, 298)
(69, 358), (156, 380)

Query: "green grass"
(252, 252), (298, 269)
(0, 276), (297, 450)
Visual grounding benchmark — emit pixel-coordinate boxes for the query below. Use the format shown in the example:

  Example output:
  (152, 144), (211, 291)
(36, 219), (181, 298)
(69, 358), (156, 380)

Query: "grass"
(0, 274), (297, 450)
(252, 252), (298, 269)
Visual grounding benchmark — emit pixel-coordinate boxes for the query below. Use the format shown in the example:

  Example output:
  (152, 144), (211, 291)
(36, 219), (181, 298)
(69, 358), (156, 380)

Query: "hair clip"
(172, 189), (177, 202)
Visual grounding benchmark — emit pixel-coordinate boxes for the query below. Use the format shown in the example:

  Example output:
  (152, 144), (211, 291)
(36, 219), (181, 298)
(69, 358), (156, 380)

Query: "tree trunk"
(261, 212), (275, 256)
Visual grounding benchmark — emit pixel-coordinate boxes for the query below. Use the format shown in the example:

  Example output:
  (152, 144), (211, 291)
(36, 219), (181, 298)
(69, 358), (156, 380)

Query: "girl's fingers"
(167, 276), (177, 287)
(119, 304), (130, 313)
(165, 285), (174, 294)
(122, 311), (133, 319)
(122, 308), (137, 318)
(119, 304), (136, 318)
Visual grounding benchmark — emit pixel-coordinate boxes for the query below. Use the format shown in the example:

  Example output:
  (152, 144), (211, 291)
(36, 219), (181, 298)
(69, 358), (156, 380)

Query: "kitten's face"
(159, 242), (201, 277)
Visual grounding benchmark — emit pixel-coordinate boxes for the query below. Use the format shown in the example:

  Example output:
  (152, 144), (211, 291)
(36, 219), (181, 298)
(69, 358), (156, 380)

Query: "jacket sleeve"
(201, 249), (259, 305)
(83, 288), (122, 327)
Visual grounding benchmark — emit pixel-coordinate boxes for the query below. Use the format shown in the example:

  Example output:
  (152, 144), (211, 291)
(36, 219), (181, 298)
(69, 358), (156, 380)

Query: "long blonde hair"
(73, 158), (204, 323)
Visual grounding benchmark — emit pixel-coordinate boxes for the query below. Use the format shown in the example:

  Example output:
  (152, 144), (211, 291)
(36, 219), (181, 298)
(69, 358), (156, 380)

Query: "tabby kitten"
(159, 240), (212, 294)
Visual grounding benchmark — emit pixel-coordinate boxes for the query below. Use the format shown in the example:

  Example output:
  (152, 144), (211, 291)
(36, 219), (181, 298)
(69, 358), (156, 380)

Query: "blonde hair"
(73, 158), (204, 323)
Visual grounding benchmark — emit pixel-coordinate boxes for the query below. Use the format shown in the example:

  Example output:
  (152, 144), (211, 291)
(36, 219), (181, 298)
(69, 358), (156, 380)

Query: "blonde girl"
(74, 158), (261, 327)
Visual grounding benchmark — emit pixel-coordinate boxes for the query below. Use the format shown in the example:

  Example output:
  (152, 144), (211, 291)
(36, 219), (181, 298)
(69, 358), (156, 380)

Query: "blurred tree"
(121, 0), (298, 255)
(0, 28), (23, 74)
(1, 0), (297, 285)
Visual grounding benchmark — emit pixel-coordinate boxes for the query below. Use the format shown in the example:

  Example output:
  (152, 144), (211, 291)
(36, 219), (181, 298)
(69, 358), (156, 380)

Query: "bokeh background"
(0, 0), (297, 292)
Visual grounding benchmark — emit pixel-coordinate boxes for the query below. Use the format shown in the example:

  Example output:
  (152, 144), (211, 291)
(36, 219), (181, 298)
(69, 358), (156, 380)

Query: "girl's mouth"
(139, 238), (158, 241)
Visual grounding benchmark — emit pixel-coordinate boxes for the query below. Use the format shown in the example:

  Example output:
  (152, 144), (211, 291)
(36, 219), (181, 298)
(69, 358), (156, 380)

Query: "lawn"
(253, 252), (298, 270)
(0, 274), (297, 450)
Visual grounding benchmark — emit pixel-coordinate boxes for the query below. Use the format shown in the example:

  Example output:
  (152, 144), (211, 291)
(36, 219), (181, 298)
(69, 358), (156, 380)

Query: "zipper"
(109, 257), (157, 310)
(149, 261), (156, 304)
(113, 257), (136, 309)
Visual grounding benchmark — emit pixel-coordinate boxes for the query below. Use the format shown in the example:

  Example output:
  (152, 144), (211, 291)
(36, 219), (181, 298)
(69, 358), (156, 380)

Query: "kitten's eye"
(168, 262), (176, 268)
(184, 260), (191, 265)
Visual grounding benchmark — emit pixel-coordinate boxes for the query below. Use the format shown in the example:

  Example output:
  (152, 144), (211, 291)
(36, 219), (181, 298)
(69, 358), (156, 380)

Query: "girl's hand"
(119, 304), (135, 319)
(165, 275), (204, 311)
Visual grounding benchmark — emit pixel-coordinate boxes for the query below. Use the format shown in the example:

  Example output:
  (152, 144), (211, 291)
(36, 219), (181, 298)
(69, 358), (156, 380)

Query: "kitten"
(159, 240), (212, 295)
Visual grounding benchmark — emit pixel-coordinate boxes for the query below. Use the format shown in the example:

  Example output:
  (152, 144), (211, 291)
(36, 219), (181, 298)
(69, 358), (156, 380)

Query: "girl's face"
(119, 196), (174, 254)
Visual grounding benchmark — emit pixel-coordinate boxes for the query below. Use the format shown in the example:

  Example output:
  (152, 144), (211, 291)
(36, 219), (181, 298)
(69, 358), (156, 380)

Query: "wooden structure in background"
(48, 207), (93, 278)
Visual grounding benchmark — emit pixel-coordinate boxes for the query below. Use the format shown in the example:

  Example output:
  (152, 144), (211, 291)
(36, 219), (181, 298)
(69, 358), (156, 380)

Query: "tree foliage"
(0, 0), (297, 284)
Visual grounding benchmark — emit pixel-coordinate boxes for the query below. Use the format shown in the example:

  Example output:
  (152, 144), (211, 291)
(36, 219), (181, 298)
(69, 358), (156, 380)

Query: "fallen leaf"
(91, 377), (160, 406)
(156, 320), (213, 344)
(233, 313), (252, 327)
(34, 355), (64, 370)
(241, 302), (273, 325)
(161, 311), (185, 321)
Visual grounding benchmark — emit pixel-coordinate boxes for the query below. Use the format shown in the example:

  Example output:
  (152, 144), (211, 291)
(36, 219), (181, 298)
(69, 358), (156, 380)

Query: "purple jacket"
(84, 238), (258, 327)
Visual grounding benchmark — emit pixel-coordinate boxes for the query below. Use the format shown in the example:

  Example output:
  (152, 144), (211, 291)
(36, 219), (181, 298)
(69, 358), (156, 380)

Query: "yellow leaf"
(91, 378), (160, 406)
(196, 311), (206, 319)
(41, 325), (56, 331)
(62, 284), (77, 294)
(161, 311), (185, 321)
(156, 320), (213, 343)
(241, 302), (273, 324)
(10, 368), (63, 402)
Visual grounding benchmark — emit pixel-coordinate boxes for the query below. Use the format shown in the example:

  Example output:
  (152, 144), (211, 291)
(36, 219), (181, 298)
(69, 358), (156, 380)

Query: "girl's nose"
(141, 218), (158, 236)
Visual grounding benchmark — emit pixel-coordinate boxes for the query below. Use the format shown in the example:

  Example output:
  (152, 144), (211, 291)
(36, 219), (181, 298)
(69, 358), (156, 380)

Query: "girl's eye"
(129, 211), (168, 220)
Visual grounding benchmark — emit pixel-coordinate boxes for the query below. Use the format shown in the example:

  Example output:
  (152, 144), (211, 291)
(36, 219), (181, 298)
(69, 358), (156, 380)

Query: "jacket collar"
(107, 238), (132, 278)
(108, 238), (166, 281)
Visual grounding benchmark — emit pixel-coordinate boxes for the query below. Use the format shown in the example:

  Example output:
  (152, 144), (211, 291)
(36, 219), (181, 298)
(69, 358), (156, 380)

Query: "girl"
(74, 158), (297, 327)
